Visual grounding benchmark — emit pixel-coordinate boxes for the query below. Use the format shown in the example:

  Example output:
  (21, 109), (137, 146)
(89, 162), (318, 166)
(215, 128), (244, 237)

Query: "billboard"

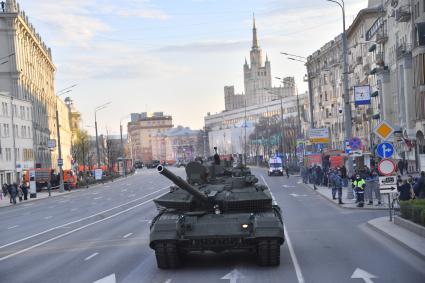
(354, 85), (371, 105)
(309, 128), (330, 144)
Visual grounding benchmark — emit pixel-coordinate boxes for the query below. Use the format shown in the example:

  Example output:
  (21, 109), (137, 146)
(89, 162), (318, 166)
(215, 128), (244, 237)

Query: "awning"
(369, 68), (378, 75)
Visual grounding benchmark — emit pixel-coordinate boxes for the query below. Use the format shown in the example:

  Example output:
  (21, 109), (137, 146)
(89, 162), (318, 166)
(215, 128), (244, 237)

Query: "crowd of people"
(300, 164), (425, 208)
(1, 182), (29, 205)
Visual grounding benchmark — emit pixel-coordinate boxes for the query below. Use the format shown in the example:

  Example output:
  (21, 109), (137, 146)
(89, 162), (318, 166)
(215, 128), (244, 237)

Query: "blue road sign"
(376, 142), (394, 159)
(349, 137), (362, 150)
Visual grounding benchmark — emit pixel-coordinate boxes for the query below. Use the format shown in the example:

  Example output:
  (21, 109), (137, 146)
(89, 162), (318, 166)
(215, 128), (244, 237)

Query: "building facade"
(127, 112), (173, 162)
(206, 93), (308, 155)
(411, 0), (425, 171)
(0, 0), (65, 169)
(151, 126), (202, 162)
(304, 0), (425, 171)
(224, 18), (296, 111)
(0, 92), (34, 185)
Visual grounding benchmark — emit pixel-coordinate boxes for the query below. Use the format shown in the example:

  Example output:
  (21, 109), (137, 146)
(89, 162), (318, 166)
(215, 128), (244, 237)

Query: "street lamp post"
(94, 102), (111, 168)
(264, 87), (285, 159)
(119, 116), (128, 177)
(326, 0), (354, 177)
(55, 84), (76, 192)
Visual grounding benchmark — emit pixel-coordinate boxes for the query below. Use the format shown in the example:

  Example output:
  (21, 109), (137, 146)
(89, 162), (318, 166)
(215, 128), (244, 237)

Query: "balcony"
(375, 52), (385, 66)
(356, 56), (363, 65)
(376, 31), (388, 44)
(395, 6), (411, 23)
(396, 43), (412, 58)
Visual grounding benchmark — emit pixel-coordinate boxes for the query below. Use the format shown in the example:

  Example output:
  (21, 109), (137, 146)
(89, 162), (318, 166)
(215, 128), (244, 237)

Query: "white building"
(0, 92), (34, 185)
(205, 93), (308, 155)
(0, 0), (57, 168)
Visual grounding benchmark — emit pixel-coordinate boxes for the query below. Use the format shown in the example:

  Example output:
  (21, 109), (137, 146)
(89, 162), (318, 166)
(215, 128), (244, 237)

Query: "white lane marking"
(164, 279), (172, 283)
(93, 273), (116, 283)
(84, 252), (99, 261)
(351, 268), (378, 283)
(71, 208), (77, 212)
(261, 175), (305, 283)
(22, 203), (34, 207)
(44, 216), (52, 220)
(92, 192), (99, 195)
(123, 233), (133, 239)
(105, 185), (111, 188)
(284, 224), (305, 283)
(221, 269), (244, 283)
(59, 200), (68, 203)
(0, 194), (165, 261)
(0, 187), (168, 250)
(121, 189), (127, 192)
(7, 225), (19, 230)
(94, 197), (103, 200)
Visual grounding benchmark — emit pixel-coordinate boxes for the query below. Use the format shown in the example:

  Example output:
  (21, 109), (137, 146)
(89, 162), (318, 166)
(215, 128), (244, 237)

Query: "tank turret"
(157, 165), (208, 203)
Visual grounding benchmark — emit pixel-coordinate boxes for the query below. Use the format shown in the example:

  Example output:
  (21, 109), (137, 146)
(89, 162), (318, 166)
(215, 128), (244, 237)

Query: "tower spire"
(252, 13), (259, 49)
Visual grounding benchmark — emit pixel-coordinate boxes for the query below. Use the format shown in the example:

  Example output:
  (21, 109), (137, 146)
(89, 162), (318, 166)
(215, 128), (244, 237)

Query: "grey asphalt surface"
(0, 167), (424, 283)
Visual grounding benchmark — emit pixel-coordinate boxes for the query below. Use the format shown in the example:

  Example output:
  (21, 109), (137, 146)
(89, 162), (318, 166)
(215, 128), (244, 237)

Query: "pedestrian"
(16, 183), (23, 202)
(397, 160), (404, 175)
(333, 171), (344, 204)
(352, 174), (366, 207)
(285, 166), (289, 178)
(365, 171), (381, 205)
(398, 179), (415, 201)
(1, 183), (8, 200)
(9, 183), (17, 204)
(47, 181), (52, 197)
(21, 183), (28, 200)
(413, 171), (425, 199)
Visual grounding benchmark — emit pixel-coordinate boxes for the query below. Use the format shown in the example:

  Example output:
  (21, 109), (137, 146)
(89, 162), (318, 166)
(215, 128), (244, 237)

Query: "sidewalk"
(0, 189), (74, 208)
(368, 217), (425, 260)
(303, 182), (389, 210)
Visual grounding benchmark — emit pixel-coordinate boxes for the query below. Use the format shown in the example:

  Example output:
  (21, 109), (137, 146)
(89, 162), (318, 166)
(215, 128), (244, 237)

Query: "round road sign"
(378, 159), (396, 176)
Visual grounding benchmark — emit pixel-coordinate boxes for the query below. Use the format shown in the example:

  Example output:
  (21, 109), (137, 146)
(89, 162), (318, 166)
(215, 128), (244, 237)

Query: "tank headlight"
(242, 224), (249, 229)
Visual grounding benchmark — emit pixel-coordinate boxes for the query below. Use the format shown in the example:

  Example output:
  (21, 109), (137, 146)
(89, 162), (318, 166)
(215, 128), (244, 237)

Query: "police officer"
(352, 174), (366, 207)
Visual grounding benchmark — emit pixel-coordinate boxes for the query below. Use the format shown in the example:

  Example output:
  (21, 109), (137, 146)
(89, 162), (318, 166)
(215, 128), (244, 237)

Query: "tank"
(149, 161), (284, 268)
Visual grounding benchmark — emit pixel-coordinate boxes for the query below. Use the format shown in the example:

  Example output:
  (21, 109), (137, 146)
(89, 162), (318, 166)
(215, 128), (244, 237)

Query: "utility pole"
(94, 102), (110, 168)
(55, 105), (64, 192)
(54, 85), (76, 193)
(327, 0), (353, 177)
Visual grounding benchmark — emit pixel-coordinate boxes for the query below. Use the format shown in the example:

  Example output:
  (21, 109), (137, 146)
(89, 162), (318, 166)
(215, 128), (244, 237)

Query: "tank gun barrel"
(157, 165), (208, 202)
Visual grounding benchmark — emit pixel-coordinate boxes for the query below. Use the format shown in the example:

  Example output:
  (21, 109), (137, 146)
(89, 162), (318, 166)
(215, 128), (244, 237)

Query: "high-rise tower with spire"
(243, 16), (272, 106)
(224, 16), (295, 111)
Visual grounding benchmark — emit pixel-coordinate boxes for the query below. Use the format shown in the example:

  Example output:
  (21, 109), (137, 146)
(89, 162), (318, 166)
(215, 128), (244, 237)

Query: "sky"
(18, 0), (369, 135)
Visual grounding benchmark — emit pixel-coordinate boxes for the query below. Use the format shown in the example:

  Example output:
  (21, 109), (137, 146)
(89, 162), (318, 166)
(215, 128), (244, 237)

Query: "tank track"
(154, 241), (181, 269)
(257, 239), (280, 266)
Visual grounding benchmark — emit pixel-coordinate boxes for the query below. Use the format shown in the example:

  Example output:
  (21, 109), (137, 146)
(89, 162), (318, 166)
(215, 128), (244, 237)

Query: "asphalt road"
(0, 167), (424, 283)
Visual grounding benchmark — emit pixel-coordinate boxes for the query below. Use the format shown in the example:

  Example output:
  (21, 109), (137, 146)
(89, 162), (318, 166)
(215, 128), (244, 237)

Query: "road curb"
(0, 190), (75, 209)
(0, 174), (134, 210)
(302, 182), (387, 211)
(367, 217), (425, 261)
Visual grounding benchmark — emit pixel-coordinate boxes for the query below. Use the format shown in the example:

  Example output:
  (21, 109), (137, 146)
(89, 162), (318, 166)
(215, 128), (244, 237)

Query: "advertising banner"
(309, 128), (330, 144)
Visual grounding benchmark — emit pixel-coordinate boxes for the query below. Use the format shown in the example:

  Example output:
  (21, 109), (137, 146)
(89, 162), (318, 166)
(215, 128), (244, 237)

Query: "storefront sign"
(366, 17), (383, 41)
(309, 128), (330, 144)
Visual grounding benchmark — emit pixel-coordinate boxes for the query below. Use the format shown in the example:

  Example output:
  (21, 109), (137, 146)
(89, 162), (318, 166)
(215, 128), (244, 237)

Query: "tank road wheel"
(257, 239), (280, 266)
(154, 241), (181, 269)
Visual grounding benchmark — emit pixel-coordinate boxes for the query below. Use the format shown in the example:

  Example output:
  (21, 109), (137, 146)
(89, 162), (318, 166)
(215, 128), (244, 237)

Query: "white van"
(268, 157), (283, 176)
